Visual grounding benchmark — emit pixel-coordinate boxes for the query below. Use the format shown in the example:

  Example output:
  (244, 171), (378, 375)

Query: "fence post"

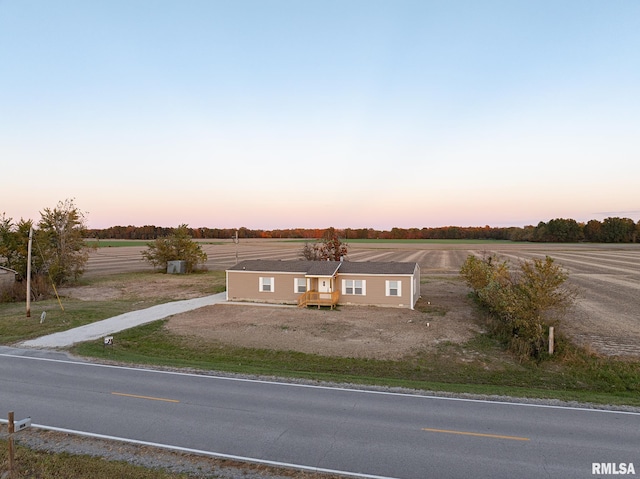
(548, 327), (555, 355)
(8, 411), (15, 477)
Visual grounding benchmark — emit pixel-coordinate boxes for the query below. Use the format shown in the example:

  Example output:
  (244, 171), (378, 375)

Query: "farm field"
(83, 239), (640, 357)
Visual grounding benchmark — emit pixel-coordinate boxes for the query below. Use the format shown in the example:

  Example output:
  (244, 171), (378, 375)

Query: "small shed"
(167, 261), (187, 274)
(0, 266), (18, 288)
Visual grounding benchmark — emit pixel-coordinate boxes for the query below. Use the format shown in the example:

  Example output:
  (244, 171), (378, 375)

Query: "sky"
(1, 1), (639, 230)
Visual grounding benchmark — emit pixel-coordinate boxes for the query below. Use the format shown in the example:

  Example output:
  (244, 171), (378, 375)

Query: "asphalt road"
(1, 347), (638, 479)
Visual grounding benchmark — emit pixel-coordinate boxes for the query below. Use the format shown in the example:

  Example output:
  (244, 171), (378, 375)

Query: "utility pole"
(234, 229), (239, 264)
(26, 226), (33, 318)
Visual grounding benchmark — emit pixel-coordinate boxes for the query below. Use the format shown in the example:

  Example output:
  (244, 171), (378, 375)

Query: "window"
(386, 280), (401, 297)
(343, 279), (365, 295)
(259, 277), (274, 292)
(294, 278), (306, 293)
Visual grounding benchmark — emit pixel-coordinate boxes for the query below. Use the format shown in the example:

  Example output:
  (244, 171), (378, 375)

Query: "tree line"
(88, 217), (640, 243)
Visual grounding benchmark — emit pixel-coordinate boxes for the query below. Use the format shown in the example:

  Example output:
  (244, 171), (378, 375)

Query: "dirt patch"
(165, 279), (481, 360)
(58, 274), (218, 302)
(59, 274), (481, 360)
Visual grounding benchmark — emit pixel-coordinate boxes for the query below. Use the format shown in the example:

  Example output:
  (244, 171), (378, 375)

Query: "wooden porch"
(297, 290), (340, 309)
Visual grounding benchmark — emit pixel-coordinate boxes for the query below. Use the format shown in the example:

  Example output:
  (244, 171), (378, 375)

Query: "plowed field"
(83, 240), (640, 357)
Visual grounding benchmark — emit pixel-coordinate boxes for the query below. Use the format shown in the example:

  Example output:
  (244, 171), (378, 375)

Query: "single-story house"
(226, 260), (420, 309)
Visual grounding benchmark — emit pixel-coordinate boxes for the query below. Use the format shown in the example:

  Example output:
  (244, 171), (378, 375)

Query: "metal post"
(234, 229), (239, 264)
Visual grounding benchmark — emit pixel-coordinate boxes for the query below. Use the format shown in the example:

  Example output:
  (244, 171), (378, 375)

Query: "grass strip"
(0, 438), (190, 479)
(71, 320), (640, 408)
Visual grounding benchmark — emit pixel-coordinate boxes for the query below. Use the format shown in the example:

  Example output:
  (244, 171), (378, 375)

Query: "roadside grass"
(0, 435), (343, 479)
(0, 299), (140, 344)
(0, 271), (226, 345)
(0, 439), (191, 479)
(72, 319), (640, 407)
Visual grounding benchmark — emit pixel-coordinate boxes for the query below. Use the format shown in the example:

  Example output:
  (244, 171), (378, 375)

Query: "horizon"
(2, 1), (639, 230)
(85, 217), (638, 232)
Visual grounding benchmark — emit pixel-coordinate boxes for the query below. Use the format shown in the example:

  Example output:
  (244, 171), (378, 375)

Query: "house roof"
(338, 261), (417, 275)
(306, 262), (342, 277)
(228, 260), (310, 273)
(0, 266), (18, 275)
(227, 260), (417, 276)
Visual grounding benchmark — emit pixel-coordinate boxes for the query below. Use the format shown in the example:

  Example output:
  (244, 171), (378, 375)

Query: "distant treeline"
(87, 217), (640, 243)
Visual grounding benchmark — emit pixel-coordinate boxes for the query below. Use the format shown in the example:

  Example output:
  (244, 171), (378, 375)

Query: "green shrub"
(460, 254), (575, 361)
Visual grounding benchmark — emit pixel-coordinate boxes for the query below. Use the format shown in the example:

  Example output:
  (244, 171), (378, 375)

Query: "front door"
(318, 278), (331, 293)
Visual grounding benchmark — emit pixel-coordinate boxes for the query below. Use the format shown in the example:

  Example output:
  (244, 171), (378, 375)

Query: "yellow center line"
(111, 392), (180, 403)
(422, 428), (530, 441)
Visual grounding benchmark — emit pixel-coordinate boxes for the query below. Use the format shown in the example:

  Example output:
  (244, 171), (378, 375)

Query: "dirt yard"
(165, 279), (480, 360)
(62, 275), (481, 360)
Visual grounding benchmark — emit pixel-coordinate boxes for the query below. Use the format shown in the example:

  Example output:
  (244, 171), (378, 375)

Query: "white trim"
(342, 279), (366, 295)
(259, 277), (274, 292)
(294, 277), (306, 293)
(385, 280), (401, 297)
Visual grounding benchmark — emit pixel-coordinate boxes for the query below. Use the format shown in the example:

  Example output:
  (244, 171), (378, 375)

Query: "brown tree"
(300, 227), (348, 261)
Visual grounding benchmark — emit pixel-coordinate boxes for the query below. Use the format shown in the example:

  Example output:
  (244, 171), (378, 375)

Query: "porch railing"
(297, 290), (340, 308)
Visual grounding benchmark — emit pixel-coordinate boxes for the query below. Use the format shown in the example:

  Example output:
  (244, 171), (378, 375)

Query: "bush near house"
(460, 254), (575, 361)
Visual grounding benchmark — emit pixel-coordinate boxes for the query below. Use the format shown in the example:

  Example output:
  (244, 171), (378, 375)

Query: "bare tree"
(300, 228), (348, 261)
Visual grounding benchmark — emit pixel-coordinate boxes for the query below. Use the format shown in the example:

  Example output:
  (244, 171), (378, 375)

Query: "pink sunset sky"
(2, 1), (639, 230)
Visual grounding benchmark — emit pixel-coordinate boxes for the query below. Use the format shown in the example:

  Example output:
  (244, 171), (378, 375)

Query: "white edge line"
(3, 422), (397, 479)
(1, 352), (639, 416)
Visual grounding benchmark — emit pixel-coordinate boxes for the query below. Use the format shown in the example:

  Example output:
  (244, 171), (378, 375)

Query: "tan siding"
(227, 270), (300, 304)
(338, 274), (413, 308)
(226, 262), (420, 309)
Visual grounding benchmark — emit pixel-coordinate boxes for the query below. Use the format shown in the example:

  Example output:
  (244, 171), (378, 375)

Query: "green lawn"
(0, 271), (226, 345)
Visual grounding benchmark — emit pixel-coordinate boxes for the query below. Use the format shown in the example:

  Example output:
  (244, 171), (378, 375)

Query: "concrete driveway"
(20, 292), (226, 348)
